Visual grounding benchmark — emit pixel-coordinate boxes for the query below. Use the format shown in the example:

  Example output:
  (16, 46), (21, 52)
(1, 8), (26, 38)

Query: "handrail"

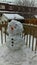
(23, 23), (37, 27)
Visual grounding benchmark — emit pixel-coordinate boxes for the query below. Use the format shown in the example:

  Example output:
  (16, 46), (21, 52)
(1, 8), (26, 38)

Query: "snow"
(8, 2), (16, 5)
(34, 15), (37, 18)
(3, 14), (24, 20)
(0, 2), (16, 5)
(7, 20), (23, 35)
(0, 32), (37, 65)
(6, 20), (25, 50)
(0, 20), (37, 65)
(1, 14), (24, 22)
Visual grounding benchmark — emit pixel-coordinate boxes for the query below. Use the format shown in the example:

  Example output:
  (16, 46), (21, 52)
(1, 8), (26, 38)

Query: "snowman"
(6, 20), (25, 50)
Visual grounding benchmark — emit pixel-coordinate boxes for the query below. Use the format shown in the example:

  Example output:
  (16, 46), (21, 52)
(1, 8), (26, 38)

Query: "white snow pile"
(6, 20), (25, 50)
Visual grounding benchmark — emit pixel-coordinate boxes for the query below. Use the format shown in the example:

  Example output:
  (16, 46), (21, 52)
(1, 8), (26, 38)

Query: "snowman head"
(7, 20), (23, 35)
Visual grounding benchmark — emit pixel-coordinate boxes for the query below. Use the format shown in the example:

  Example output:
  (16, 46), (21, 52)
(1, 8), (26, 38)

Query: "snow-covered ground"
(0, 31), (37, 65)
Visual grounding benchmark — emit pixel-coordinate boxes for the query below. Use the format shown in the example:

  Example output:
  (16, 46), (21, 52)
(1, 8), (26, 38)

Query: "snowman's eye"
(9, 25), (11, 27)
(15, 24), (17, 26)
(14, 26), (16, 28)
(14, 24), (18, 28)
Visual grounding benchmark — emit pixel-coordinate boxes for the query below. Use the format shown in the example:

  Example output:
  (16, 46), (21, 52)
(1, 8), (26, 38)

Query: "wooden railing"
(0, 22), (8, 43)
(0, 2), (37, 15)
(0, 18), (37, 53)
(22, 19), (37, 53)
(24, 18), (37, 25)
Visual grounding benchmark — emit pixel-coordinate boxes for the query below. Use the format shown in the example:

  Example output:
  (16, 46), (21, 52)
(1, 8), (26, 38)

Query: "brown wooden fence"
(22, 18), (37, 53)
(0, 18), (37, 53)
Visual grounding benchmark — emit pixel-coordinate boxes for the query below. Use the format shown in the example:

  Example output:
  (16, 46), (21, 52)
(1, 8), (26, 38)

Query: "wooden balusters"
(23, 23), (37, 53)
(0, 24), (3, 44)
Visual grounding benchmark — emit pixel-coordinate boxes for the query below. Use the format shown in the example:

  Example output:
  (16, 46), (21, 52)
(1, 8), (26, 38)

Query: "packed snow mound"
(6, 20), (25, 50)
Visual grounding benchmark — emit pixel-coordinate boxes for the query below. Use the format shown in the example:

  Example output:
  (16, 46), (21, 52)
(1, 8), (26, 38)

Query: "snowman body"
(6, 20), (25, 50)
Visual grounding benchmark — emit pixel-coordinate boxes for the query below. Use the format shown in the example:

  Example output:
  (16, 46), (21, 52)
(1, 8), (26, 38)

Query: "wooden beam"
(0, 2), (37, 15)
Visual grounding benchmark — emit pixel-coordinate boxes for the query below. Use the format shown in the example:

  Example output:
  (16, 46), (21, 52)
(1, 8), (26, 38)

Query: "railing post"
(26, 35), (28, 46)
(1, 23), (3, 44)
(29, 35), (31, 48)
(32, 28), (34, 51)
